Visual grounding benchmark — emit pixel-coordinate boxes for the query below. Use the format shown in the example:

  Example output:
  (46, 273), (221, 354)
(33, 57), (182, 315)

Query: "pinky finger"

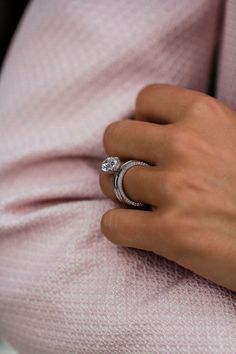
(100, 207), (175, 258)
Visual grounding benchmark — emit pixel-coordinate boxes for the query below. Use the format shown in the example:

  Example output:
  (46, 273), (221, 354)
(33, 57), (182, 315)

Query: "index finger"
(135, 83), (207, 124)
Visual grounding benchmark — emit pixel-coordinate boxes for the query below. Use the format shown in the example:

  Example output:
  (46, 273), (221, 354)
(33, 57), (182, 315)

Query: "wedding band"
(101, 156), (151, 207)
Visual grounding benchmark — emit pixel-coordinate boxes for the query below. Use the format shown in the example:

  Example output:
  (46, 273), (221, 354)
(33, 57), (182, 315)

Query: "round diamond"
(101, 157), (121, 174)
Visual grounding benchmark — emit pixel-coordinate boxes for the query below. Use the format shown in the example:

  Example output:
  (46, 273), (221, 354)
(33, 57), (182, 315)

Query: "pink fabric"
(0, 0), (236, 353)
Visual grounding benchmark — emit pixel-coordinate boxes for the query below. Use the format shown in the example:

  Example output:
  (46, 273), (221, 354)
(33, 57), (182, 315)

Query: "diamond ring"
(101, 156), (151, 207)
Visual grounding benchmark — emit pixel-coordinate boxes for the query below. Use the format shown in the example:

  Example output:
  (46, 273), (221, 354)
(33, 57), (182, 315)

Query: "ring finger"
(99, 163), (171, 207)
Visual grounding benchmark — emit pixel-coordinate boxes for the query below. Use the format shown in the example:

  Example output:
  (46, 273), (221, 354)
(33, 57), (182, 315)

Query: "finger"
(101, 208), (178, 262)
(103, 119), (170, 166)
(99, 165), (171, 207)
(135, 83), (207, 124)
(101, 208), (158, 252)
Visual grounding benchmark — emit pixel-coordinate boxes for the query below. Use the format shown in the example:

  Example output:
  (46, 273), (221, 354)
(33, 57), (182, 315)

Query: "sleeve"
(1, 1), (236, 354)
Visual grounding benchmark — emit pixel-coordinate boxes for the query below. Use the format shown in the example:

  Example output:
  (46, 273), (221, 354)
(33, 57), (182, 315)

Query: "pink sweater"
(0, 1), (236, 353)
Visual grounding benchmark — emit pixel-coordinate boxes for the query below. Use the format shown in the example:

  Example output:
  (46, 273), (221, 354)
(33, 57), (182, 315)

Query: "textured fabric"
(0, 0), (236, 353)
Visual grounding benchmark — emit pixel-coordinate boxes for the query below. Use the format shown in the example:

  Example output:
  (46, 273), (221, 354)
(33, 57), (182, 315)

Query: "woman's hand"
(99, 83), (236, 292)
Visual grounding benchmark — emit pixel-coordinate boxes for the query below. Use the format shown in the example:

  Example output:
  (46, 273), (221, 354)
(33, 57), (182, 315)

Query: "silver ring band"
(113, 160), (150, 207)
(101, 156), (151, 207)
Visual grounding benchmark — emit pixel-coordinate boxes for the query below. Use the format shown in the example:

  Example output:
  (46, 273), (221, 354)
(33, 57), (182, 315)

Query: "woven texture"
(0, 1), (236, 353)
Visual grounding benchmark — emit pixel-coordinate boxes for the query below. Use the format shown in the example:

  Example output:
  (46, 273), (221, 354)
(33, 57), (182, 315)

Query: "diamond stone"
(101, 157), (121, 174)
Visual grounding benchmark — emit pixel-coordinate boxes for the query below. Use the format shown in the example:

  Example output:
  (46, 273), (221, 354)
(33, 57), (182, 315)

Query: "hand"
(99, 83), (236, 292)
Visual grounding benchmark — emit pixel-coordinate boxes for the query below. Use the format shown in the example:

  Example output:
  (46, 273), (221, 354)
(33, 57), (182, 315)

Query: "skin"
(99, 83), (236, 292)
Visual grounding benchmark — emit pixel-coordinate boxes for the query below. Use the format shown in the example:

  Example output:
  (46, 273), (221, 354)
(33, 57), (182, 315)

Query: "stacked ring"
(101, 156), (151, 207)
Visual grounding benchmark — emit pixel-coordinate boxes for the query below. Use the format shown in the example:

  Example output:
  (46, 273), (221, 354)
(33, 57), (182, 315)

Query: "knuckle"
(186, 95), (218, 117)
(135, 83), (175, 119)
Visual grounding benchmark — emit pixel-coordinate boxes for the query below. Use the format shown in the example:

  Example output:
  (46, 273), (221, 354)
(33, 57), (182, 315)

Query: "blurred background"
(0, 340), (18, 354)
(0, 1), (28, 353)
(0, 0), (28, 67)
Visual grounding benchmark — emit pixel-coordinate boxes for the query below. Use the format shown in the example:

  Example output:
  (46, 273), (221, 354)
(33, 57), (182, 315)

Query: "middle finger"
(103, 119), (171, 166)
